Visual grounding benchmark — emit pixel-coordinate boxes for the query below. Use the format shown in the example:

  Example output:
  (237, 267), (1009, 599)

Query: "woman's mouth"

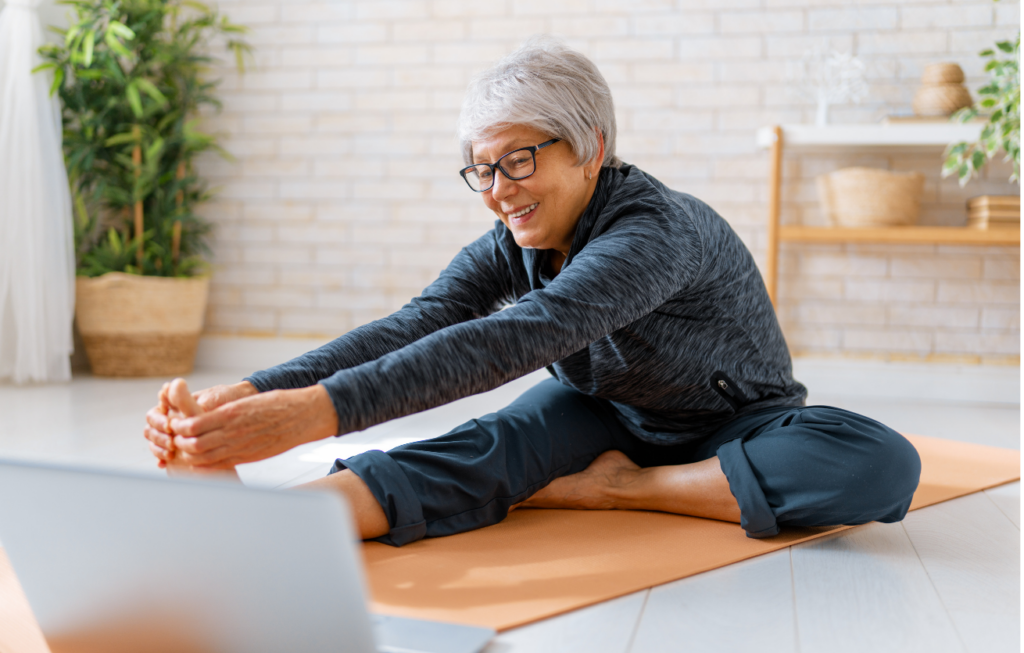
(507, 203), (538, 225)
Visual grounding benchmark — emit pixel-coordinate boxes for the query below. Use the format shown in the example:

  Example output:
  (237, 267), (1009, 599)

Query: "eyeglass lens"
(463, 148), (536, 191)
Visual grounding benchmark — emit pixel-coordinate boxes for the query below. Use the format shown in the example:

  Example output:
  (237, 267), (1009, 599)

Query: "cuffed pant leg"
(715, 406), (922, 539)
(332, 378), (635, 546)
(331, 450), (427, 546)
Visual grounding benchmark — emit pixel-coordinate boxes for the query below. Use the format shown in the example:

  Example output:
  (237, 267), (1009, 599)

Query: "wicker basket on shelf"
(816, 167), (926, 227)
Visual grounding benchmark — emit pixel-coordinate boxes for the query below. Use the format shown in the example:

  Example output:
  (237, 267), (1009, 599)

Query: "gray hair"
(457, 36), (621, 169)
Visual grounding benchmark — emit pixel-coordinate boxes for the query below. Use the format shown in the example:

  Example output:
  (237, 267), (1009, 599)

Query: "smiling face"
(472, 124), (602, 258)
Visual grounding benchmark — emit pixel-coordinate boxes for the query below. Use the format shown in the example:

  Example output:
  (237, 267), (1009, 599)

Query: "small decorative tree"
(790, 43), (868, 126)
(35, 0), (250, 278)
(943, 33), (1020, 187)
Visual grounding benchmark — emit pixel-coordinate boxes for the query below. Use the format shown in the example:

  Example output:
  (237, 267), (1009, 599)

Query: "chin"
(510, 230), (546, 251)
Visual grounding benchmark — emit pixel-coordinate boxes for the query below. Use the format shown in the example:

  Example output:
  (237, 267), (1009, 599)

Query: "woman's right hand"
(144, 380), (259, 465)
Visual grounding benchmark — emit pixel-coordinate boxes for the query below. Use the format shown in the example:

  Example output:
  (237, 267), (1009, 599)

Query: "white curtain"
(0, 0), (75, 384)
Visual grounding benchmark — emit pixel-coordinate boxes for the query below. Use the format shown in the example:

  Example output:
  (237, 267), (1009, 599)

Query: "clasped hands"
(143, 378), (340, 475)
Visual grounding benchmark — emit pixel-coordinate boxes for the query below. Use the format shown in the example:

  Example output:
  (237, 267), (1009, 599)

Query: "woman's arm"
(165, 206), (700, 468)
(320, 208), (700, 434)
(244, 228), (518, 392)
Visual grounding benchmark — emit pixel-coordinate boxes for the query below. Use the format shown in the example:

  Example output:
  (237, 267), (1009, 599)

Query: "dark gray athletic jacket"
(246, 164), (807, 446)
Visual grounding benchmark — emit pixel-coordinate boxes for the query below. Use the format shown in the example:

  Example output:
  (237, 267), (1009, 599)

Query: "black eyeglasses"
(459, 139), (560, 192)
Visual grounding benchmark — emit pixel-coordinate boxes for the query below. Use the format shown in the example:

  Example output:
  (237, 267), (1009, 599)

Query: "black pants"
(332, 378), (922, 547)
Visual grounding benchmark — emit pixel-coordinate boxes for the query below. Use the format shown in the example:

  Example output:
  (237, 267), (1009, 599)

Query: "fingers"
(173, 428), (230, 458)
(144, 421), (175, 447)
(147, 438), (174, 462)
(169, 443), (239, 469)
(145, 406), (173, 432)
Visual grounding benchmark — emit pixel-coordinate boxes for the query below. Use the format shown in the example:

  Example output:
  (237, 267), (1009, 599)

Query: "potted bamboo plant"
(37, 0), (249, 376)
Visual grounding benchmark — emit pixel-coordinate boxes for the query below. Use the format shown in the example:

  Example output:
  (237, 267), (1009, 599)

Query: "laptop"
(0, 459), (495, 653)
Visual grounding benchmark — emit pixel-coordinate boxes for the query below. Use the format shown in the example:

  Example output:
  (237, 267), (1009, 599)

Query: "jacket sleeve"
(319, 205), (702, 435)
(244, 228), (516, 393)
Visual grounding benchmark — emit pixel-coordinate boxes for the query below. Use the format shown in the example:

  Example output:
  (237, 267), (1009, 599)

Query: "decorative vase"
(913, 63), (973, 116)
(75, 273), (209, 377)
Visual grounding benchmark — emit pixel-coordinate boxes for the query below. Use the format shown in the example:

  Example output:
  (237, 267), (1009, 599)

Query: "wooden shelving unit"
(758, 123), (1019, 305)
(779, 225), (1020, 246)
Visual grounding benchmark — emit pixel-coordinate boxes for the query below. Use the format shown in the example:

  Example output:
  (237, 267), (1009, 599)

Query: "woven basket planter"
(816, 167), (926, 227)
(75, 273), (209, 377)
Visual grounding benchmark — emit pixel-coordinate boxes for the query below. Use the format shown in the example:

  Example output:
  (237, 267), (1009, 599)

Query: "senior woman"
(145, 39), (921, 547)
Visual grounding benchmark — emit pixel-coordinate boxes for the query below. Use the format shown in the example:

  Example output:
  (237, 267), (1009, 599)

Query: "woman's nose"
(490, 170), (516, 201)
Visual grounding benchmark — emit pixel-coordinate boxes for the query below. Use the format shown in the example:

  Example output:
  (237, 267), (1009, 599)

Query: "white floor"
(0, 338), (1019, 652)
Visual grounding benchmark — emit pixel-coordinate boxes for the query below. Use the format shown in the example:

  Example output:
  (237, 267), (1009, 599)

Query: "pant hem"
(330, 450), (427, 547)
(716, 437), (780, 538)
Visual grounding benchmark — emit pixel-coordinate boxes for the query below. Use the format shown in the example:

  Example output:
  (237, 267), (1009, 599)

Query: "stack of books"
(967, 195), (1020, 229)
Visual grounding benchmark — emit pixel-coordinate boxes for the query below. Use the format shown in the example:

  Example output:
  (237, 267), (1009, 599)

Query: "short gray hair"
(457, 36), (621, 169)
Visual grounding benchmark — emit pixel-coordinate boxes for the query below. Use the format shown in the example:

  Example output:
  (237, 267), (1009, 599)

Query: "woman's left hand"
(152, 385), (340, 469)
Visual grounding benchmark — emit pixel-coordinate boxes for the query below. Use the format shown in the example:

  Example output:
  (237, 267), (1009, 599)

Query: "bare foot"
(165, 378), (239, 482)
(513, 450), (643, 511)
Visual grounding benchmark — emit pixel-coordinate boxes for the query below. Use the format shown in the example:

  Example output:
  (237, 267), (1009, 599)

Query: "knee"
(827, 423), (922, 524)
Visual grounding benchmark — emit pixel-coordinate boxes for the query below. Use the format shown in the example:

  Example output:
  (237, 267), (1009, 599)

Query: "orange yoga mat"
(0, 434), (1018, 652)
(362, 434), (1019, 631)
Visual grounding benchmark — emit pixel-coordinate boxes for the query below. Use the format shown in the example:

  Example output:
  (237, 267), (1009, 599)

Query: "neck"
(549, 250), (567, 275)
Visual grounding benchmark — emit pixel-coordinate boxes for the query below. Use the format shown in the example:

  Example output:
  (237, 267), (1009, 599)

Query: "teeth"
(508, 203), (538, 219)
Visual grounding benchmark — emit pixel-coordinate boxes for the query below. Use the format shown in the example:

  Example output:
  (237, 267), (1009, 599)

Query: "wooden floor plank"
(484, 590), (648, 653)
(984, 482), (1020, 529)
(902, 493), (1021, 653)
(792, 521), (965, 653)
(628, 548), (796, 653)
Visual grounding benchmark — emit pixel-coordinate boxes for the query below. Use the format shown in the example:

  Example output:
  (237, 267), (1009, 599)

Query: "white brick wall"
(197, 0), (1020, 364)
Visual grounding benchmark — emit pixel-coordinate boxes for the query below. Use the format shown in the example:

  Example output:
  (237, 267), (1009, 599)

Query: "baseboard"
(793, 356), (1020, 406)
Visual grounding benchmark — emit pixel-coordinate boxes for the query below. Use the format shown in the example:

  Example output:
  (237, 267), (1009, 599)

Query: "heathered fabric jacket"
(246, 163), (807, 446)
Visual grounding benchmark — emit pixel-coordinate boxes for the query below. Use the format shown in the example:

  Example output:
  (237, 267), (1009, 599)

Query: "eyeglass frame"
(458, 138), (561, 192)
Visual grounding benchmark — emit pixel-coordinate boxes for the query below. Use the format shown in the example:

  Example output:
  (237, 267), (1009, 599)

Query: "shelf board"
(779, 225), (1020, 246)
(756, 123), (984, 151)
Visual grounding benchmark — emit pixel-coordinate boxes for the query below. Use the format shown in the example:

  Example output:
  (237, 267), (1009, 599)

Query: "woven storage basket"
(75, 273), (209, 377)
(816, 167), (926, 227)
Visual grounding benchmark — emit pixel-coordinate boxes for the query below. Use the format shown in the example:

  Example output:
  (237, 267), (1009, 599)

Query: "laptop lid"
(0, 459), (378, 653)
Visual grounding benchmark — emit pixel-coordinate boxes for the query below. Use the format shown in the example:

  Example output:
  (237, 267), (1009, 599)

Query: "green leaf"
(126, 81), (143, 117)
(996, 40), (1014, 53)
(134, 78), (168, 106)
(74, 68), (104, 80)
(145, 137), (165, 162)
(64, 24), (80, 47)
(31, 62), (56, 74)
(107, 20), (135, 40)
(49, 67), (64, 96)
(108, 228), (123, 255)
(947, 142), (968, 157)
(104, 30), (133, 58)
(82, 30), (94, 67)
(971, 150), (986, 170)
(104, 132), (138, 147)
